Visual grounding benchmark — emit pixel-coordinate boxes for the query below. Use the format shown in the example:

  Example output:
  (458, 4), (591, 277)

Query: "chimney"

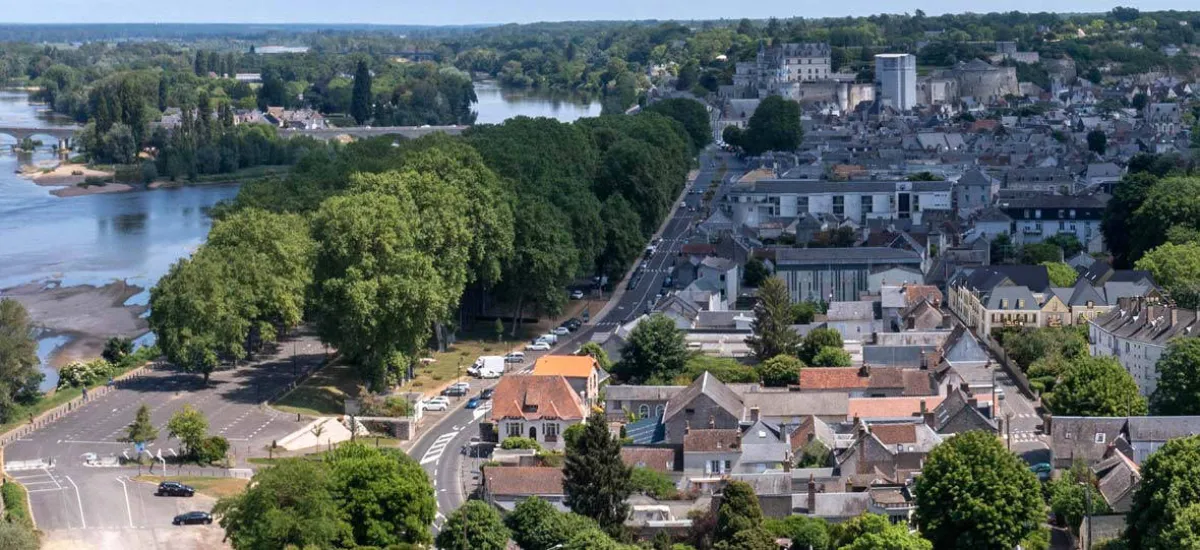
(750, 407), (761, 423)
(807, 474), (817, 512)
(684, 420), (691, 435)
(919, 400), (927, 416)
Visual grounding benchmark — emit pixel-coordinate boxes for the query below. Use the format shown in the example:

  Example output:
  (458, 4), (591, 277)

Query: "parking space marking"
(65, 475), (86, 529)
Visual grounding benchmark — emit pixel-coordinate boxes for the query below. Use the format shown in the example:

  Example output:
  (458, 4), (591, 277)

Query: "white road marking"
(65, 475), (86, 529)
(420, 432), (458, 465)
(116, 476), (134, 528)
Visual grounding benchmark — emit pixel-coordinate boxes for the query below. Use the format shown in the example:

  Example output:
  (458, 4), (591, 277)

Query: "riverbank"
(0, 280), (148, 367)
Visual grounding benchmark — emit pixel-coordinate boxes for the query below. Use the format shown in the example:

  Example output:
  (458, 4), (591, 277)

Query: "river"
(0, 91), (238, 390)
(472, 80), (603, 124)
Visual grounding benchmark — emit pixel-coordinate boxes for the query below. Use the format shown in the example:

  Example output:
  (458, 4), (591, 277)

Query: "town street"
(412, 146), (732, 527)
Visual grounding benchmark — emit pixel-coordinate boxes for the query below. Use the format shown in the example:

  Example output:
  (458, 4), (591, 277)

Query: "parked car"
(480, 388), (494, 400)
(1030, 462), (1053, 482)
(552, 326), (570, 336)
(626, 276), (639, 290)
(662, 276), (672, 289)
(570, 290), (585, 300)
(465, 397), (481, 409)
(173, 511), (213, 525)
(504, 352), (525, 363)
(156, 481), (195, 497)
(566, 318), (583, 329)
(539, 333), (559, 345)
(442, 382), (470, 396)
(526, 341), (551, 351)
(422, 397), (450, 411)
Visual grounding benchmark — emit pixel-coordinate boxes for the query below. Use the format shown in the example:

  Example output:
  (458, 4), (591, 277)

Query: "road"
(413, 145), (738, 527)
(2, 330), (326, 534)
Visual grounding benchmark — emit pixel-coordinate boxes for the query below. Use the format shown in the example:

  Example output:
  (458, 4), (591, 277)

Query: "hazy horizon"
(1, 0), (1194, 27)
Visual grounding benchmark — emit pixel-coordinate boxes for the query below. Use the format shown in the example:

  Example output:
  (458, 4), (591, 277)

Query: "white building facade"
(876, 54), (917, 111)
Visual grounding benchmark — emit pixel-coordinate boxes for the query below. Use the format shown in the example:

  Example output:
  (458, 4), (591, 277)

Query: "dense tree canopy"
(643, 98), (712, 150)
(1127, 435), (1200, 550)
(758, 354), (804, 387)
(915, 431), (1046, 550)
(1130, 177), (1200, 262)
(1152, 338), (1200, 415)
(1048, 355), (1148, 417)
(1135, 242), (1200, 308)
(0, 299), (42, 423)
(740, 95), (803, 155)
(435, 500), (510, 550)
(800, 328), (844, 365)
(616, 314), (690, 383)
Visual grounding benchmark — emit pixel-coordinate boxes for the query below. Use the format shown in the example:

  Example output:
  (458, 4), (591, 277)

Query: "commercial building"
(724, 179), (952, 228)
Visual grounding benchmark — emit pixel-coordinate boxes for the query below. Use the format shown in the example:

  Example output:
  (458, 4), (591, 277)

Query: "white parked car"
(504, 352), (526, 363)
(552, 326), (570, 336)
(526, 341), (551, 351)
(570, 290), (585, 300)
(422, 397), (450, 412)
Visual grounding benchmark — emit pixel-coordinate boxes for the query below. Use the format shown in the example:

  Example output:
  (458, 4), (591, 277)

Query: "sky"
(1, 1), (1195, 25)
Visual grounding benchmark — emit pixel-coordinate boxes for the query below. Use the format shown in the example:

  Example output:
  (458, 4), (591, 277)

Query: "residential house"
(725, 180), (952, 228)
(954, 169), (999, 216)
(1093, 451), (1140, 513)
(796, 366), (935, 398)
(490, 375), (588, 450)
(664, 372), (746, 444)
(481, 466), (565, 511)
(1089, 297), (1199, 395)
(1050, 415), (1200, 467)
(836, 420), (943, 484)
(996, 194), (1105, 254)
(531, 355), (603, 407)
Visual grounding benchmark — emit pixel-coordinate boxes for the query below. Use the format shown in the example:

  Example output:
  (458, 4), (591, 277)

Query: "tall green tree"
(1046, 461), (1110, 536)
(1043, 262), (1078, 287)
(564, 412), (632, 536)
(1127, 435), (1200, 550)
(741, 95), (803, 155)
(758, 354), (804, 387)
(811, 347), (852, 368)
(435, 500), (511, 550)
(763, 515), (830, 550)
(167, 404), (209, 459)
(915, 431), (1046, 550)
(715, 480), (764, 543)
(214, 458), (351, 550)
(1087, 129), (1108, 156)
(119, 404), (158, 447)
(1130, 177), (1200, 262)
(310, 192), (449, 387)
(149, 252), (250, 383)
(324, 442), (436, 547)
(500, 201), (578, 336)
(350, 59), (373, 125)
(616, 314), (689, 383)
(643, 98), (712, 150)
(1152, 338), (1200, 415)
(1103, 173), (1158, 267)
(800, 328), (843, 365)
(742, 257), (770, 287)
(831, 514), (932, 550)
(578, 342), (613, 371)
(599, 194), (644, 282)
(746, 277), (802, 361)
(505, 497), (601, 550)
(1048, 355), (1147, 417)
(0, 299), (42, 423)
(1136, 242), (1200, 308)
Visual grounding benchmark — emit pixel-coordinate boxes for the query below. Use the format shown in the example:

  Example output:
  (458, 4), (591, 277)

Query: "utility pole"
(1006, 412), (1013, 451)
(1083, 481), (1093, 550)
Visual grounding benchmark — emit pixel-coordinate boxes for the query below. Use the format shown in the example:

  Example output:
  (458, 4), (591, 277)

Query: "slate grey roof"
(739, 389), (849, 419)
(861, 345), (934, 368)
(664, 372), (744, 422)
(1093, 453), (1139, 512)
(1090, 298), (1200, 346)
(957, 169), (994, 187)
(983, 286), (1039, 310)
(606, 385), (682, 402)
(1050, 417), (1130, 465)
(739, 420), (791, 465)
(774, 247), (923, 266)
(826, 301), (875, 322)
(1066, 278), (1107, 306)
(739, 179), (950, 195)
(955, 265), (1051, 293)
(793, 492), (871, 518)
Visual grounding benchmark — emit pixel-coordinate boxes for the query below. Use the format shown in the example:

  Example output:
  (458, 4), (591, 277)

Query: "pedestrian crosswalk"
(1003, 431), (1043, 444)
(420, 432), (458, 466)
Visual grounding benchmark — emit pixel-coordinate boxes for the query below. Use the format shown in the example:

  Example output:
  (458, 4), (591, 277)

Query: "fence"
(0, 363), (157, 449)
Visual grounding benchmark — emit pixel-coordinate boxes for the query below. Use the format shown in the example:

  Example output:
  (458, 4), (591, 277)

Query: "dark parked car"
(442, 386), (469, 397)
(173, 511), (213, 525)
(156, 481), (195, 497)
(480, 388), (494, 400)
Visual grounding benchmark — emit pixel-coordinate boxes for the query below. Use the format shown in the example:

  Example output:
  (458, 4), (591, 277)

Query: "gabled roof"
(1066, 278), (1106, 307)
(621, 447), (678, 472)
(683, 429), (741, 453)
(532, 355), (597, 379)
(664, 372), (744, 422)
(484, 466), (564, 497)
(490, 375), (588, 422)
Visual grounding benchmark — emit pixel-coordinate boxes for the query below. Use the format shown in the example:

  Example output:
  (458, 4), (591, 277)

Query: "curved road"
(409, 146), (738, 528)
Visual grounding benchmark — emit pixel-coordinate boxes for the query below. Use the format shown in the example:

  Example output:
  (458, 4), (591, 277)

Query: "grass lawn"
(133, 475), (249, 499)
(273, 362), (361, 417)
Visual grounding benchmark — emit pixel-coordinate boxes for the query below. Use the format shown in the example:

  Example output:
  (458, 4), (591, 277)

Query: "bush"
(500, 437), (542, 451)
(56, 359), (114, 389)
(810, 347), (851, 367)
(359, 394), (414, 417)
(197, 436), (230, 464)
(630, 466), (679, 499)
(2, 480), (32, 527)
(140, 161), (159, 183)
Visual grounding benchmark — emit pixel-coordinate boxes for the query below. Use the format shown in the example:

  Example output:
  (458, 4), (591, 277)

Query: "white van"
(472, 356), (505, 377)
(478, 364), (504, 379)
(538, 333), (559, 345)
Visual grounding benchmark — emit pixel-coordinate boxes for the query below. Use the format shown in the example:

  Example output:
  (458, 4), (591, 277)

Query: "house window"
(655, 405), (665, 417)
(1095, 433), (1106, 444)
(507, 423), (522, 438)
(1017, 299), (1025, 308)
(545, 423), (560, 440)
(833, 196), (844, 216)
(638, 404), (650, 418)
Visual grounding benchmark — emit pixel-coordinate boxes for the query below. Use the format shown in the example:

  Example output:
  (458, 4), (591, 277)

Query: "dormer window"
(1017, 299), (1025, 308)
(1000, 299), (1008, 309)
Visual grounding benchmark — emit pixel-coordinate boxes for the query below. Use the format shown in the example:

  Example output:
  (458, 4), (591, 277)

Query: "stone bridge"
(0, 126), (80, 149)
(279, 125), (468, 141)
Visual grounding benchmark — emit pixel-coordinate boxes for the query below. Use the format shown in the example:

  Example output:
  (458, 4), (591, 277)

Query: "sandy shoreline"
(1, 280), (149, 368)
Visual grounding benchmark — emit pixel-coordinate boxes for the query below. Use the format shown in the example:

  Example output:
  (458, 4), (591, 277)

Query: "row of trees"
(151, 105), (701, 388)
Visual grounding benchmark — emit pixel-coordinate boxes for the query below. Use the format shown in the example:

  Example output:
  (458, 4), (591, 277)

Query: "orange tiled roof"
(904, 285), (944, 306)
(532, 355), (597, 379)
(800, 368), (872, 390)
(489, 375), (587, 422)
(847, 396), (946, 421)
